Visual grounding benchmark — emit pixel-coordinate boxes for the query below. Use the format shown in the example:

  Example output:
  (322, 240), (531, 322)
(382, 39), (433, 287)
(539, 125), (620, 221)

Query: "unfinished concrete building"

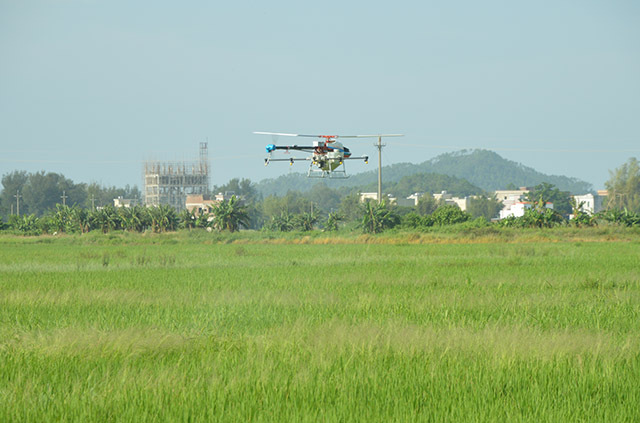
(144, 143), (209, 210)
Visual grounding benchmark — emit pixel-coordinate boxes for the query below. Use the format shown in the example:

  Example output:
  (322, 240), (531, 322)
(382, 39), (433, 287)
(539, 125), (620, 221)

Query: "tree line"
(0, 170), (140, 218)
(3, 189), (639, 236)
(2, 157), (639, 235)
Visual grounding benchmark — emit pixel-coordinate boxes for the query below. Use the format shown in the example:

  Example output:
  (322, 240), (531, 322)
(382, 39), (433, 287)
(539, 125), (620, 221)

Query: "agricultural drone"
(254, 132), (403, 179)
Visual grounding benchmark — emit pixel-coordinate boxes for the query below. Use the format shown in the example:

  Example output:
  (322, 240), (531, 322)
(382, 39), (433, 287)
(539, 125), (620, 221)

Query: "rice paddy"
(1, 231), (639, 421)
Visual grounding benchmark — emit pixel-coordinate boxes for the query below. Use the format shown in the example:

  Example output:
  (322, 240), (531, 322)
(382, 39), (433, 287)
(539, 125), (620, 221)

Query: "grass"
(1, 230), (639, 421)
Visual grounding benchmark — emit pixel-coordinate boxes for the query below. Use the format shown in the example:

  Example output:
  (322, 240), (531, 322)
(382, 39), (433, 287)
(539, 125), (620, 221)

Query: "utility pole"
(90, 195), (96, 210)
(14, 190), (21, 216)
(376, 136), (385, 204)
(367, 134), (403, 204)
(61, 190), (68, 206)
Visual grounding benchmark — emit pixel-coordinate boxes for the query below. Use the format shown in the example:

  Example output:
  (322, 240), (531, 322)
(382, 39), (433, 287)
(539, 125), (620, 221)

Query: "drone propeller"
(254, 132), (404, 139)
(340, 134), (404, 138)
(254, 132), (300, 137)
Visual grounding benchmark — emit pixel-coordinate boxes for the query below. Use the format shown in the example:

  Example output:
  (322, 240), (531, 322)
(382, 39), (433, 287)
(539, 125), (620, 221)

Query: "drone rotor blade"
(255, 132), (404, 139)
(255, 132), (344, 139)
(253, 132), (300, 137)
(339, 134), (405, 138)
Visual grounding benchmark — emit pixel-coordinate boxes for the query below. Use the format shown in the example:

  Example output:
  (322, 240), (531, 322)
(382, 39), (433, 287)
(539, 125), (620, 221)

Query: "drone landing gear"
(307, 162), (349, 179)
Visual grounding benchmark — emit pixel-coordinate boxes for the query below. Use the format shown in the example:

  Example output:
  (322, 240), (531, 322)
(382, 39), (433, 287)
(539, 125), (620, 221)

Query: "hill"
(254, 149), (592, 197)
(418, 150), (592, 193)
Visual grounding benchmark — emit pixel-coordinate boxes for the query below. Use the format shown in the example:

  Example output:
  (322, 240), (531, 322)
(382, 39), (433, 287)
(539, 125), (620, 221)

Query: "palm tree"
(212, 196), (249, 232)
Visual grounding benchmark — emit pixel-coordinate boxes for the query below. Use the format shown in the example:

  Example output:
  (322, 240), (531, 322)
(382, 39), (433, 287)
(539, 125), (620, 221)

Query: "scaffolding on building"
(143, 142), (210, 210)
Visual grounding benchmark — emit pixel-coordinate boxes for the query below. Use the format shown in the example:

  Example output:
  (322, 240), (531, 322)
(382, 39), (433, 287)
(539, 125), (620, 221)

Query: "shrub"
(431, 205), (471, 225)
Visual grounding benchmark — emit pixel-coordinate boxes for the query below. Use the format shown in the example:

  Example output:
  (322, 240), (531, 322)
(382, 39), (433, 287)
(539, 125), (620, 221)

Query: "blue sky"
(1, 0), (639, 190)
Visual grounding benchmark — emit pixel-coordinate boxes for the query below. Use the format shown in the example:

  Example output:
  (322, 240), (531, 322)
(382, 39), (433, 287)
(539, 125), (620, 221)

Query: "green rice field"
(1, 231), (639, 421)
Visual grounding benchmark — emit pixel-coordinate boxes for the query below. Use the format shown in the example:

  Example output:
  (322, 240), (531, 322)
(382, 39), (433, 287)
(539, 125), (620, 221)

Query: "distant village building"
(363, 190), (472, 211)
(359, 190), (473, 210)
(213, 192), (240, 202)
(449, 197), (469, 211)
(493, 186), (610, 220)
(186, 192), (244, 216)
(494, 187), (533, 219)
(359, 192), (397, 204)
(185, 195), (216, 215)
(396, 193), (422, 207)
(493, 188), (530, 208)
(432, 190), (452, 202)
(365, 185), (609, 220)
(358, 187), (604, 217)
(113, 197), (140, 208)
(433, 191), (470, 211)
(572, 192), (607, 215)
(406, 193), (422, 206)
(499, 201), (553, 219)
(359, 192), (379, 202)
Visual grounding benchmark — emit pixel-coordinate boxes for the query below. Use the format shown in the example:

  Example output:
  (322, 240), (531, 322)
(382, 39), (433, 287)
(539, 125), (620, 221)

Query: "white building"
(359, 192), (379, 202)
(449, 197), (469, 211)
(113, 197), (140, 208)
(185, 192), (245, 216)
(360, 191), (476, 212)
(359, 192), (397, 204)
(499, 201), (553, 219)
(572, 192), (606, 215)
(432, 191), (470, 211)
(185, 195), (216, 215)
(493, 188), (530, 208)
(396, 193), (422, 207)
(433, 190), (452, 202)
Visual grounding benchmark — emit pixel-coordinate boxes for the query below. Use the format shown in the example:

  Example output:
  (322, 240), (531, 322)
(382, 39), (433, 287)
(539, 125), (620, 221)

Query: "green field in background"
(1, 232), (639, 422)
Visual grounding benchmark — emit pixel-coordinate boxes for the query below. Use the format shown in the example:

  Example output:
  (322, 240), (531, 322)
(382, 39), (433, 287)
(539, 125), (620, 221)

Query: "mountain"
(417, 150), (592, 193)
(254, 149), (593, 197)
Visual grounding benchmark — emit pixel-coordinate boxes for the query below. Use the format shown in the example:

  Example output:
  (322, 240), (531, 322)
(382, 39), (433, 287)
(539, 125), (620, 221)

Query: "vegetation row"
(2, 157), (639, 235)
(3, 195), (640, 237)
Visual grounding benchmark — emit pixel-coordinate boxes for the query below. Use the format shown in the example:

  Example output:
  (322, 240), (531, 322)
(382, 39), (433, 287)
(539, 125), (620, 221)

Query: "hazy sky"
(1, 0), (639, 190)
